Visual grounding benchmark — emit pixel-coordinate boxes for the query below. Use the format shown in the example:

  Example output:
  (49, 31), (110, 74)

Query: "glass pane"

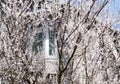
(49, 30), (55, 55)
(32, 32), (43, 53)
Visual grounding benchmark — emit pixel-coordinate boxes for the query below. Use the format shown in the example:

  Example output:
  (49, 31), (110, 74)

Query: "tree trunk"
(58, 71), (64, 84)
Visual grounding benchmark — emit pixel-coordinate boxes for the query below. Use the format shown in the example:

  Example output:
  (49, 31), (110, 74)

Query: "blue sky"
(109, 0), (120, 15)
(109, 0), (120, 30)
(64, 0), (120, 30)
(64, 0), (120, 15)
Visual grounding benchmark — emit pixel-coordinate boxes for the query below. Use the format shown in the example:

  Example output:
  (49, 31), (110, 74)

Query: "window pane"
(49, 30), (55, 55)
(32, 32), (43, 53)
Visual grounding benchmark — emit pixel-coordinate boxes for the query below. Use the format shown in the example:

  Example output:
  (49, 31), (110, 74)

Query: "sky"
(109, 0), (120, 15)
(64, 0), (120, 30)
(109, 0), (120, 30)
(64, 0), (120, 15)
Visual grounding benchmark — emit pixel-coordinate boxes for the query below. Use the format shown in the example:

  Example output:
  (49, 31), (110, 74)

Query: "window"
(32, 28), (56, 56)
(32, 32), (43, 53)
(49, 30), (55, 55)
